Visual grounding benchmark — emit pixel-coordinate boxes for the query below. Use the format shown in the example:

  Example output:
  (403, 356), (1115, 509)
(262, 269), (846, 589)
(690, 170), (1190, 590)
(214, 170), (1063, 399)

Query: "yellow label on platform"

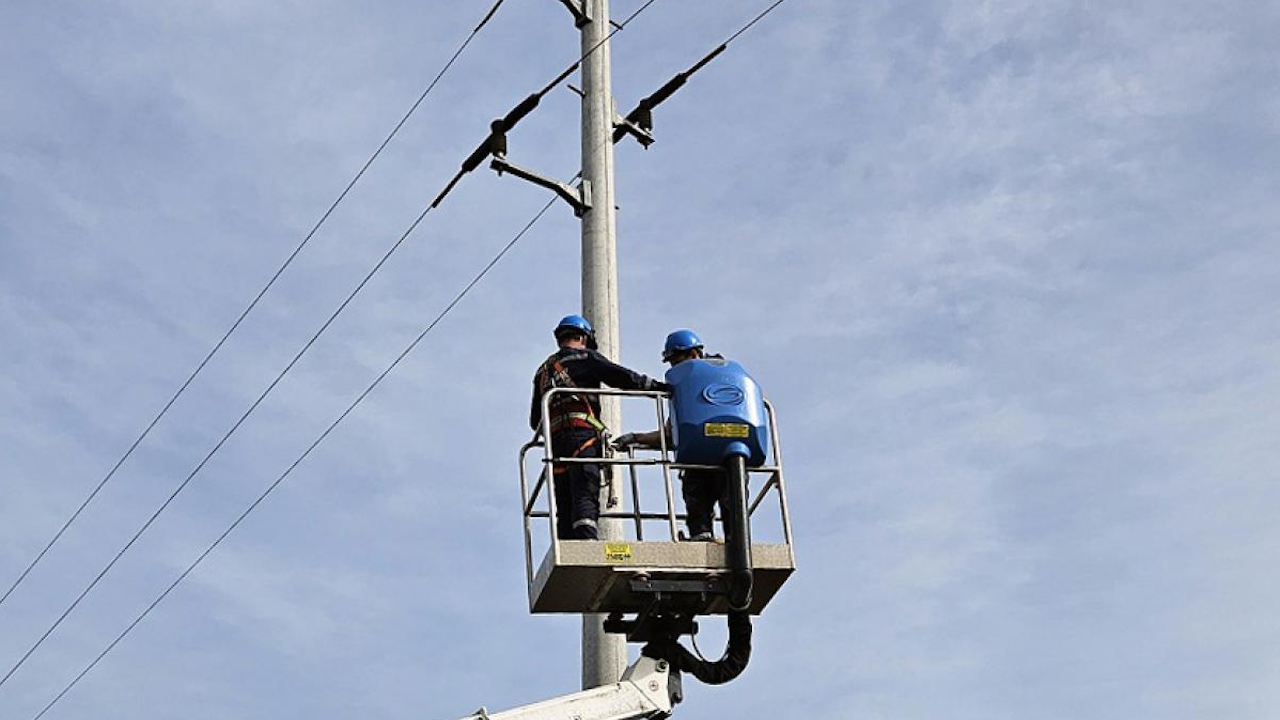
(704, 422), (750, 438)
(604, 543), (633, 562)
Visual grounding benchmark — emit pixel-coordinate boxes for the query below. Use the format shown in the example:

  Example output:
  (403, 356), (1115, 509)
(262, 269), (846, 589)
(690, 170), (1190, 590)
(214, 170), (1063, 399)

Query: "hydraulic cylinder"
(724, 455), (754, 611)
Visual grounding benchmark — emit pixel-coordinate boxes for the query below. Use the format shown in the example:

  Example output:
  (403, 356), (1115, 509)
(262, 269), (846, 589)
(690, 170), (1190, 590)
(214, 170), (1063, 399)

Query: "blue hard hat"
(662, 329), (704, 361)
(555, 314), (594, 339)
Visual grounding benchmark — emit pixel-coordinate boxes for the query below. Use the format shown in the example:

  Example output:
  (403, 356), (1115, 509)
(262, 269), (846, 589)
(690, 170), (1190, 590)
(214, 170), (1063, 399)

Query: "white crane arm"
(446, 656), (678, 720)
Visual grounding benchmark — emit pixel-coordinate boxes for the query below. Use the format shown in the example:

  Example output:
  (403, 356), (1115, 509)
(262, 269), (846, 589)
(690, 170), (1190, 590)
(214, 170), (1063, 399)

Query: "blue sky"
(2, 1), (1278, 718)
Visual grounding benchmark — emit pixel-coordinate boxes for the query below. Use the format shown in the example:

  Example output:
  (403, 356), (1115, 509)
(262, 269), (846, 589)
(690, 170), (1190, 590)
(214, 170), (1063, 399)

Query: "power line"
(0, 189), (440, 693)
(0, 0), (508, 612)
(724, 0), (789, 46)
(613, 0), (793, 147)
(0, 0), (662, 691)
(28, 196), (559, 720)
(431, 0), (659, 208)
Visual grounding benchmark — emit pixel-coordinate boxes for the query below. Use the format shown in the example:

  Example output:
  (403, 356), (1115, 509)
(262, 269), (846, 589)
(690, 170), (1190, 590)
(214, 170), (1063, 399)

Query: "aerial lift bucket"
(517, 362), (794, 621)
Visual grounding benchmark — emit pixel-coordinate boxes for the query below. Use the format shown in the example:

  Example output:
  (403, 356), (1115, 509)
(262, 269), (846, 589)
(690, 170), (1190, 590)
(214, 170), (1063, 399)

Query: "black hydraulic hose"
(724, 455), (754, 611)
(666, 611), (753, 685)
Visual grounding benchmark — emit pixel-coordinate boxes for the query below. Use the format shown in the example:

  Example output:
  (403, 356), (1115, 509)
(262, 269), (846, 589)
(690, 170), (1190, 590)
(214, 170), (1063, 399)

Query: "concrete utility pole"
(576, 0), (627, 690)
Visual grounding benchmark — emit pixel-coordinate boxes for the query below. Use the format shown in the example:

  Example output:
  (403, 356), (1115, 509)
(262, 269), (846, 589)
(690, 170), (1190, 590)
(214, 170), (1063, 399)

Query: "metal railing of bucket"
(517, 387), (794, 592)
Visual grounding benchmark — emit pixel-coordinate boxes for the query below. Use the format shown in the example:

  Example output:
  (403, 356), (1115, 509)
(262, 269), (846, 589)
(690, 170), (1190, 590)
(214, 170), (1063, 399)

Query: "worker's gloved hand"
(612, 433), (643, 450)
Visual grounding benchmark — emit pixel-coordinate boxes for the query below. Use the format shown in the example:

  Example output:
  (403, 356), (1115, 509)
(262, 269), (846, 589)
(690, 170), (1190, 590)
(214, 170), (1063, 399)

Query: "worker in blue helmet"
(614, 329), (727, 541)
(661, 329), (704, 364)
(531, 314), (667, 540)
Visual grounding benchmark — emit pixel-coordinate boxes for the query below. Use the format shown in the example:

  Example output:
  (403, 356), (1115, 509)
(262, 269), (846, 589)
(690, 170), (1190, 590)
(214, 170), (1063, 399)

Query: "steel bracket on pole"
(613, 111), (655, 148)
(490, 155), (593, 217)
(557, 0), (590, 27)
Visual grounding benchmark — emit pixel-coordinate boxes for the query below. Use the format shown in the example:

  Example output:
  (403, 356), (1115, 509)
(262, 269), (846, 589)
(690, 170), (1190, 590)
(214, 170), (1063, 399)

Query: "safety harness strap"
(549, 412), (606, 432)
(551, 435), (600, 475)
(539, 353), (607, 434)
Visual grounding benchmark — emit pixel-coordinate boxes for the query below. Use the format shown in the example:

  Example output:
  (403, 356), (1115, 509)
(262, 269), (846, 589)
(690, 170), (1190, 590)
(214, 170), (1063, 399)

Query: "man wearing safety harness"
(530, 314), (668, 540)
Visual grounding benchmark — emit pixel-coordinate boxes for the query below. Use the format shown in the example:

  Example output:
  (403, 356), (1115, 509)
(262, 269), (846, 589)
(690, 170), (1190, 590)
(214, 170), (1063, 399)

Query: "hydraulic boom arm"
(447, 656), (679, 720)
(445, 612), (753, 720)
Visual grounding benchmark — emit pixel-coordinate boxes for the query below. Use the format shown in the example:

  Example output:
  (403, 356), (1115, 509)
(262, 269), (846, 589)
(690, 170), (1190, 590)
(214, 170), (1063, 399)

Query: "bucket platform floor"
(530, 540), (794, 615)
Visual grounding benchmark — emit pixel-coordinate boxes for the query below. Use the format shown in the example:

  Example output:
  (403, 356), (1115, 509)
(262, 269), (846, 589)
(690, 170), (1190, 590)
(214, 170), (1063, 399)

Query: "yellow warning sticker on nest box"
(604, 543), (633, 562)
(704, 422), (750, 438)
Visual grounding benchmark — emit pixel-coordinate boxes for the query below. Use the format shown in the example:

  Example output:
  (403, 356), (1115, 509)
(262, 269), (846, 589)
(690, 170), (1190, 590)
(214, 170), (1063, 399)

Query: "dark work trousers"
(682, 468), (729, 538)
(551, 428), (603, 540)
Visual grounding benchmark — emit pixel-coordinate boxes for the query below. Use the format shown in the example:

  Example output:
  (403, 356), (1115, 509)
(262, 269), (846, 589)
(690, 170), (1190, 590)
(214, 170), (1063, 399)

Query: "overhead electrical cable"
(431, 0), (658, 208)
(0, 183), (440, 693)
(27, 196), (558, 720)
(0, 0), (509, 612)
(724, 0), (789, 45)
(613, 0), (792, 147)
(0, 0), (662, 692)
